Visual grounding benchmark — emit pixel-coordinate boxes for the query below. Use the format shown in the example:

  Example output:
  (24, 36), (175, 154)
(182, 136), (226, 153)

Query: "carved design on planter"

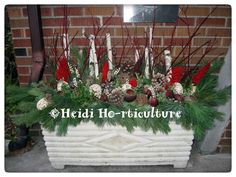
(42, 122), (193, 169)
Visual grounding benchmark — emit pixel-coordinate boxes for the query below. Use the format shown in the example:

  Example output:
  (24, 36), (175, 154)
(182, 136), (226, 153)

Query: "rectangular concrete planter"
(42, 122), (193, 169)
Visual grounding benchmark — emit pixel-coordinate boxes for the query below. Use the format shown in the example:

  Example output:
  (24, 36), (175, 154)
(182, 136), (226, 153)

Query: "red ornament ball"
(148, 97), (159, 107)
(129, 79), (138, 87)
(166, 90), (173, 98)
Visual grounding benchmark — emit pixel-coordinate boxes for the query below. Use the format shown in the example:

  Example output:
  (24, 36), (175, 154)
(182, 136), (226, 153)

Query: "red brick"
(154, 28), (175, 37)
(176, 28), (206, 36)
(116, 5), (123, 16)
(67, 28), (82, 36)
(196, 18), (226, 26)
(190, 56), (216, 64)
(207, 28), (231, 37)
(85, 6), (115, 16)
(103, 17), (123, 26)
(115, 27), (145, 36)
(71, 38), (89, 46)
(180, 6), (210, 16)
(13, 39), (31, 47)
(19, 75), (30, 83)
(165, 18), (195, 26)
(71, 17), (100, 26)
(114, 47), (133, 56)
(42, 18), (64, 27)
(22, 7), (27, 17)
(43, 28), (54, 37)
(15, 58), (32, 65)
(40, 7), (52, 16)
(9, 19), (29, 28)
(226, 120), (231, 129)
(7, 7), (22, 17)
(54, 7), (83, 16)
(11, 29), (25, 38)
(17, 67), (29, 74)
(112, 38), (132, 46)
(174, 47), (204, 57)
(84, 27), (114, 37)
(222, 38), (231, 46)
(211, 7), (231, 17)
(225, 130), (231, 138)
(207, 48), (228, 56)
(163, 38), (191, 46)
(152, 38), (162, 45)
(226, 18), (231, 27)
(193, 38), (221, 46)
(25, 29), (30, 37)
(219, 138), (231, 145)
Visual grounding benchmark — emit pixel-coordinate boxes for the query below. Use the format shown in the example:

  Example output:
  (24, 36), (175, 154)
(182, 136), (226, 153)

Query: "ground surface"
(5, 137), (231, 172)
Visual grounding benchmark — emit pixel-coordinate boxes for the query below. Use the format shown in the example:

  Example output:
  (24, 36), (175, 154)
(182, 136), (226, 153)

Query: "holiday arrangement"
(7, 7), (230, 140)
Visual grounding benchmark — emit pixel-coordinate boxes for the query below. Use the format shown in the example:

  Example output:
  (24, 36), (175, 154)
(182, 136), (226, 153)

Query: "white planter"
(42, 122), (193, 169)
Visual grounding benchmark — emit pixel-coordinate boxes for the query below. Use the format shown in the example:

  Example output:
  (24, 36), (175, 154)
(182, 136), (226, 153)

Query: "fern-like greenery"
(6, 59), (231, 140)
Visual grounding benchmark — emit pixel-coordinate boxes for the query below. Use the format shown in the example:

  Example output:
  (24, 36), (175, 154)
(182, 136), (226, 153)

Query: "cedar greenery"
(6, 59), (230, 140)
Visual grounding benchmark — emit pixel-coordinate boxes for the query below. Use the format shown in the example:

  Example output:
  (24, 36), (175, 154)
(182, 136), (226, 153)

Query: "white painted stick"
(89, 35), (99, 79)
(150, 52), (154, 75)
(135, 49), (139, 63)
(88, 40), (94, 77)
(149, 27), (153, 47)
(144, 47), (150, 79)
(106, 33), (113, 70)
(149, 27), (154, 75)
(63, 33), (70, 59)
(164, 50), (172, 82)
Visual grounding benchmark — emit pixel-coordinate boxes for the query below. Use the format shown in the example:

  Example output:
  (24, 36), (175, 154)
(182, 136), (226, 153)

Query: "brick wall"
(7, 5), (231, 86)
(6, 5), (231, 150)
(217, 117), (231, 153)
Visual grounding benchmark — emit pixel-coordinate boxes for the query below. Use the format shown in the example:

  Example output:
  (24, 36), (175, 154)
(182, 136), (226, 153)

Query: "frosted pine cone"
(151, 73), (167, 93)
(136, 93), (148, 105)
(108, 89), (124, 106)
(121, 61), (134, 73)
(101, 82), (114, 97)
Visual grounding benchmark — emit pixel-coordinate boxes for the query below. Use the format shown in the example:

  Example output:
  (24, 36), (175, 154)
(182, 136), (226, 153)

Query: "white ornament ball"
(57, 80), (69, 91)
(36, 98), (50, 110)
(89, 84), (102, 98)
(172, 82), (183, 95)
(122, 83), (132, 92)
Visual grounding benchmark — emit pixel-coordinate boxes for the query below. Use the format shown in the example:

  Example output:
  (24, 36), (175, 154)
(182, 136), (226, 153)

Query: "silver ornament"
(172, 82), (183, 95)
(89, 84), (102, 99)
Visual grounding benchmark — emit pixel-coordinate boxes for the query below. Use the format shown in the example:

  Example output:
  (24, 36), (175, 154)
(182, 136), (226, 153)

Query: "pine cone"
(136, 93), (148, 105)
(152, 73), (167, 93)
(121, 61), (134, 73)
(119, 73), (130, 84)
(101, 82), (114, 96)
(108, 89), (124, 106)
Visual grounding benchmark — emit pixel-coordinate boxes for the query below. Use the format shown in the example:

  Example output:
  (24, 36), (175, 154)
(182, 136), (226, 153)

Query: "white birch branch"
(89, 34), (99, 79)
(164, 50), (172, 82)
(106, 33), (113, 70)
